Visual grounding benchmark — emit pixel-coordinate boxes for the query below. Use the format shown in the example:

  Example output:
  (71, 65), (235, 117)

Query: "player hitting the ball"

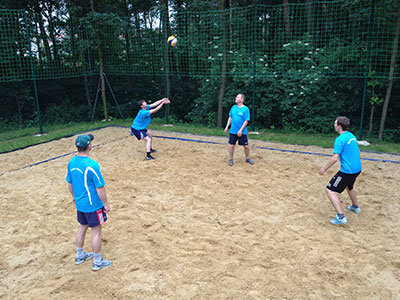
(131, 97), (170, 160)
(319, 116), (362, 225)
(224, 93), (254, 166)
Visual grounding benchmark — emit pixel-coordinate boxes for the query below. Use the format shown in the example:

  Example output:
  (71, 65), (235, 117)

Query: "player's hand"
(104, 204), (110, 213)
(318, 168), (325, 175)
(224, 127), (228, 133)
(237, 131), (242, 137)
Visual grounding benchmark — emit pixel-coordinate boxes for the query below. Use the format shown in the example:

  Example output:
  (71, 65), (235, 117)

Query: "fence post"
(161, 7), (169, 124)
(24, 10), (43, 135)
(251, 1), (257, 132)
(359, 0), (376, 140)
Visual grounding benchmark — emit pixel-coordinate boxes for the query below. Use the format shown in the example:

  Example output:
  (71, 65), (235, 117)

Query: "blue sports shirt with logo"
(333, 131), (362, 174)
(229, 105), (250, 135)
(66, 156), (106, 213)
(132, 105), (151, 130)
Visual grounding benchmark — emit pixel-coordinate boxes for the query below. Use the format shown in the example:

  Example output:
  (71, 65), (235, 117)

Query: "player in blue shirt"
(131, 97), (170, 160)
(224, 94), (254, 166)
(66, 134), (112, 271)
(319, 116), (362, 225)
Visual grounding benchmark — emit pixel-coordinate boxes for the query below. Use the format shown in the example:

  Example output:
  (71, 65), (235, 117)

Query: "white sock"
(94, 252), (102, 264)
(77, 247), (84, 257)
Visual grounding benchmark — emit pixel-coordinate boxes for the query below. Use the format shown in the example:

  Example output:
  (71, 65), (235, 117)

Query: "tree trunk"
(217, 0), (229, 128)
(34, 2), (52, 62)
(378, 0), (400, 141)
(90, 0), (108, 120)
(15, 92), (23, 125)
(83, 72), (93, 119)
(283, 0), (291, 36)
(306, 0), (314, 44)
(368, 104), (374, 136)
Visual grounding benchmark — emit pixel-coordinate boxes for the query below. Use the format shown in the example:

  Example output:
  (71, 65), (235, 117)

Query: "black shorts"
(327, 171), (361, 193)
(228, 133), (249, 146)
(131, 128), (148, 140)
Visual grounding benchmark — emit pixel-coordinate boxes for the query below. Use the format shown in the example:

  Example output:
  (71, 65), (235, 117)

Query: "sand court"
(1, 126), (399, 299)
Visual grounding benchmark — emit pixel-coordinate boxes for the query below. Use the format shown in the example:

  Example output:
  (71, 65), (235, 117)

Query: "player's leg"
(143, 136), (155, 160)
(76, 224), (88, 249)
(147, 130), (156, 153)
(326, 171), (348, 224)
(228, 134), (237, 166)
(229, 144), (235, 159)
(91, 225), (102, 254)
(75, 212), (94, 264)
(346, 187), (359, 207)
(325, 188), (343, 214)
(91, 225), (112, 271)
(240, 135), (253, 164)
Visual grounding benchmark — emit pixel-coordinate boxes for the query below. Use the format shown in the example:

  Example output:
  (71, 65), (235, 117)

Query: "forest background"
(0, 0), (399, 145)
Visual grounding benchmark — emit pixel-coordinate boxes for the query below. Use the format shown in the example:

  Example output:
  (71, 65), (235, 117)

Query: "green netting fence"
(0, 0), (399, 137)
(1, 1), (398, 82)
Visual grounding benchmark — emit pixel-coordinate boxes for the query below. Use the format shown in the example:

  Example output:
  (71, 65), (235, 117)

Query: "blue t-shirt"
(333, 131), (362, 174)
(66, 155), (106, 213)
(131, 105), (151, 130)
(229, 105), (250, 135)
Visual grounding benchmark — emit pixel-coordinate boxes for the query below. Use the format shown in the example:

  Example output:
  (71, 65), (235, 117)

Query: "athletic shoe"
(150, 149), (157, 153)
(146, 155), (155, 160)
(329, 215), (348, 225)
(228, 159), (233, 166)
(346, 205), (361, 214)
(246, 158), (254, 165)
(75, 252), (94, 265)
(92, 258), (112, 271)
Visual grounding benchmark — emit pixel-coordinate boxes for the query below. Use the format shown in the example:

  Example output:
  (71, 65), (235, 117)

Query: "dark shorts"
(77, 208), (107, 228)
(131, 128), (148, 141)
(327, 171), (361, 193)
(228, 133), (249, 146)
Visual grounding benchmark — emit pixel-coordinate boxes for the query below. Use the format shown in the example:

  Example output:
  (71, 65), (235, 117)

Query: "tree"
(378, 0), (400, 141)
(217, 0), (229, 128)
(90, 0), (108, 120)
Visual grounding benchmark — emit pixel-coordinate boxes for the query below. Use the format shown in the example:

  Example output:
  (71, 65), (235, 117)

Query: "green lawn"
(1, 119), (400, 154)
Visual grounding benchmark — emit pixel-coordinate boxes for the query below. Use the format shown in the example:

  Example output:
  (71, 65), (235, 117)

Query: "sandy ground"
(0, 126), (399, 300)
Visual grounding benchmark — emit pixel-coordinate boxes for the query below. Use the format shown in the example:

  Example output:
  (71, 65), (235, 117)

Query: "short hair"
(77, 146), (89, 152)
(336, 116), (350, 131)
(137, 100), (145, 108)
(238, 93), (246, 101)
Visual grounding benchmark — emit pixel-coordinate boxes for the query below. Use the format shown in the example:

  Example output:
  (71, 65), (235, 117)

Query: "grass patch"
(1, 118), (400, 155)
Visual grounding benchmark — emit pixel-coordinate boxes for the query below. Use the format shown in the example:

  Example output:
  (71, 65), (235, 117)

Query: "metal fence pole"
(359, 0), (376, 140)
(251, 1), (257, 132)
(24, 10), (43, 135)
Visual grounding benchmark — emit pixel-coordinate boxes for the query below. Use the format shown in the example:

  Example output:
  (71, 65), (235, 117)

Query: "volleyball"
(167, 35), (177, 47)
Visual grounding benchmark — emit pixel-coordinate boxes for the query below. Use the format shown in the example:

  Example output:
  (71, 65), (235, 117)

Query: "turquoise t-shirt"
(229, 105), (250, 135)
(333, 131), (362, 174)
(66, 156), (106, 213)
(132, 105), (151, 130)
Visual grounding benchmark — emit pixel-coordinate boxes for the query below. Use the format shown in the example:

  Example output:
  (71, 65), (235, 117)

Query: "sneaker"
(329, 214), (348, 225)
(346, 205), (361, 214)
(92, 258), (112, 271)
(150, 149), (157, 153)
(146, 155), (155, 160)
(228, 159), (233, 166)
(246, 158), (254, 165)
(75, 252), (94, 265)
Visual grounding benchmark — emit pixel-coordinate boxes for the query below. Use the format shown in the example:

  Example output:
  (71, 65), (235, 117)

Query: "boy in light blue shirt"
(66, 134), (112, 271)
(224, 93), (254, 166)
(131, 97), (170, 160)
(319, 116), (362, 225)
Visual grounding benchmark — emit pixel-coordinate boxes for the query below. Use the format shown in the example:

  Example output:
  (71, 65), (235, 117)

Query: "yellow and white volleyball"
(167, 35), (177, 47)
